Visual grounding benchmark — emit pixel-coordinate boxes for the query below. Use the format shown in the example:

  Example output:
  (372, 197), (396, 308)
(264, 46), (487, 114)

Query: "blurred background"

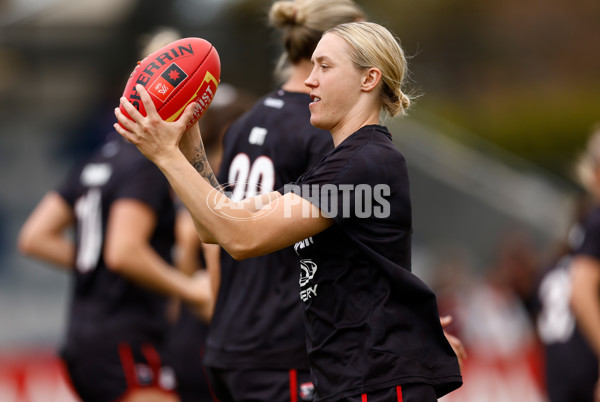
(0, 0), (598, 400)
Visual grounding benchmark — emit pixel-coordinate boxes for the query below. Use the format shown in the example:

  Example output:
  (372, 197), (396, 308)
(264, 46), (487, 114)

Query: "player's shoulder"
(335, 125), (402, 160)
(328, 126), (407, 182)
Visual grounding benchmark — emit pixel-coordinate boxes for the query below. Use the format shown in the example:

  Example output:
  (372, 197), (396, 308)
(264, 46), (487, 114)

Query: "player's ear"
(361, 67), (381, 93)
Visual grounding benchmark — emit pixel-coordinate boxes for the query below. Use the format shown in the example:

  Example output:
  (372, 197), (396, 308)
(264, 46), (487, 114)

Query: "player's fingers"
(178, 102), (198, 129)
(113, 122), (135, 144)
(445, 331), (467, 360)
(440, 315), (453, 328)
(136, 84), (159, 116)
(119, 96), (144, 123)
(114, 107), (135, 132)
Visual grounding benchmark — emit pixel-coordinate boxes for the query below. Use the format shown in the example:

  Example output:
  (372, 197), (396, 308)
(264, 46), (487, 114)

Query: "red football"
(120, 37), (220, 129)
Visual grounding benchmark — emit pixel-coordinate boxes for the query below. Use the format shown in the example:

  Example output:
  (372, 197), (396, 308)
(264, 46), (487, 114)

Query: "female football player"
(115, 21), (463, 401)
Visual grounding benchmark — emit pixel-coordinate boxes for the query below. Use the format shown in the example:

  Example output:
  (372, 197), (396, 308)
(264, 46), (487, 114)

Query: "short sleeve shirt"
(57, 135), (176, 351)
(281, 125), (462, 401)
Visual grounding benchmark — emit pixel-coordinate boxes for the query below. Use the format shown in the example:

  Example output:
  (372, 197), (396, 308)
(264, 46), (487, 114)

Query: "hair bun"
(399, 92), (411, 112)
(269, 1), (303, 28)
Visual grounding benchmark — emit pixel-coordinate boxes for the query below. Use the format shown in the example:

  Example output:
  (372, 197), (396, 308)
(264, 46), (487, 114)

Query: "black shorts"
(344, 383), (437, 402)
(205, 367), (314, 402)
(165, 308), (215, 402)
(63, 341), (176, 401)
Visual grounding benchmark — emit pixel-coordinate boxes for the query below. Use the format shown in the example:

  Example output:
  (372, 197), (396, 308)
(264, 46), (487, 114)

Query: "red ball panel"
(120, 37), (220, 129)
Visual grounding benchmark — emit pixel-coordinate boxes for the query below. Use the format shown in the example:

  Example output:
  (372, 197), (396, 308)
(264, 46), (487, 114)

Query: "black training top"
(575, 206), (600, 259)
(281, 125), (462, 401)
(536, 205), (600, 399)
(203, 89), (333, 369)
(57, 134), (176, 354)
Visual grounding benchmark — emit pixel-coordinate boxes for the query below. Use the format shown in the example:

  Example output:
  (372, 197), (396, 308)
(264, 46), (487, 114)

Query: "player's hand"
(440, 315), (467, 372)
(184, 270), (213, 323)
(114, 84), (196, 165)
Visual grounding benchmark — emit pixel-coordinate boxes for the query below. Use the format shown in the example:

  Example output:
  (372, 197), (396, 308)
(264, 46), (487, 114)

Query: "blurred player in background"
(17, 130), (211, 402)
(537, 122), (600, 402)
(17, 28), (212, 402)
(115, 18), (464, 401)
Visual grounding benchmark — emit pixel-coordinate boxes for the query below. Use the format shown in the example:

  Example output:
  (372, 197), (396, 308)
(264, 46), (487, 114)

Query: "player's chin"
(309, 114), (327, 131)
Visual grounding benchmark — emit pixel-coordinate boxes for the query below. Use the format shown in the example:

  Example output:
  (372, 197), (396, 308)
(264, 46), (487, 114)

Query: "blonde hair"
(138, 26), (182, 59)
(575, 122), (600, 193)
(268, 0), (365, 80)
(327, 21), (411, 117)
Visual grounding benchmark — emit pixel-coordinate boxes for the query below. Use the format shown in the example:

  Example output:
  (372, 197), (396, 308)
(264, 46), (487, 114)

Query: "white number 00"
(227, 153), (275, 201)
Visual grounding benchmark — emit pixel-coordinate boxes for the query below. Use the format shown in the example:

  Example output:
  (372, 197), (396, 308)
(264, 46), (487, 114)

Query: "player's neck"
(281, 60), (312, 94)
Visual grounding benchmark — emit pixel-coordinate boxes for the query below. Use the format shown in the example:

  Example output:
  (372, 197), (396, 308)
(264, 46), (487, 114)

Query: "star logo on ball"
(147, 62), (189, 102)
(168, 69), (180, 81)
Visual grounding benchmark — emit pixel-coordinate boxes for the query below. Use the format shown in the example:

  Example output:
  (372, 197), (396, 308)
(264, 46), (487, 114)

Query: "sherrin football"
(120, 37), (220, 129)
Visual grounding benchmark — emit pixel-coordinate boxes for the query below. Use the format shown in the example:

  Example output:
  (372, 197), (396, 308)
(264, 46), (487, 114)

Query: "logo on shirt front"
(299, 259), (317, 286)
(299, 258), (318, 302)
(299, 382), (315, 401)
(248, 126), (268, 145)
(80, 163), (112, 186)
(294, 237), (314, 254)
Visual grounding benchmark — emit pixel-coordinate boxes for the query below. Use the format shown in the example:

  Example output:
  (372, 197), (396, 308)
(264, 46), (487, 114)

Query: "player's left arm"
(18, 191), (76, 270)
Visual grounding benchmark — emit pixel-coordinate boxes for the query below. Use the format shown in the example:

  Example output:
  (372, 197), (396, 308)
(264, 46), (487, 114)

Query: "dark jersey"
(203, 89), (333, 370)
(281, 125), (462, 401)
(536, 205), (600, 402)
(57, 134), (176, 355)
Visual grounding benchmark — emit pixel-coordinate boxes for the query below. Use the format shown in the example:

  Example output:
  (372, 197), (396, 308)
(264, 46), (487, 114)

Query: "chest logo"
(299, 259), (318, 287)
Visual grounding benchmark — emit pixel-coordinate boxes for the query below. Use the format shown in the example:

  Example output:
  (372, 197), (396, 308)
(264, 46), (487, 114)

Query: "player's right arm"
(104, 198), (211, 307)
(18, 191), (75, 270)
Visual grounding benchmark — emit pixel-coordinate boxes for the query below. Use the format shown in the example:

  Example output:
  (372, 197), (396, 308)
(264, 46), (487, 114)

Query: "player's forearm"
(202, 243), (221, 301)
(156, 153), (243, 247)
(106, 241), (198, 303)
(18, 192), (75, 270)
(155, 152), (291, 258)
(179, 124), (220, 189)
(19, 235), (75, 270)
